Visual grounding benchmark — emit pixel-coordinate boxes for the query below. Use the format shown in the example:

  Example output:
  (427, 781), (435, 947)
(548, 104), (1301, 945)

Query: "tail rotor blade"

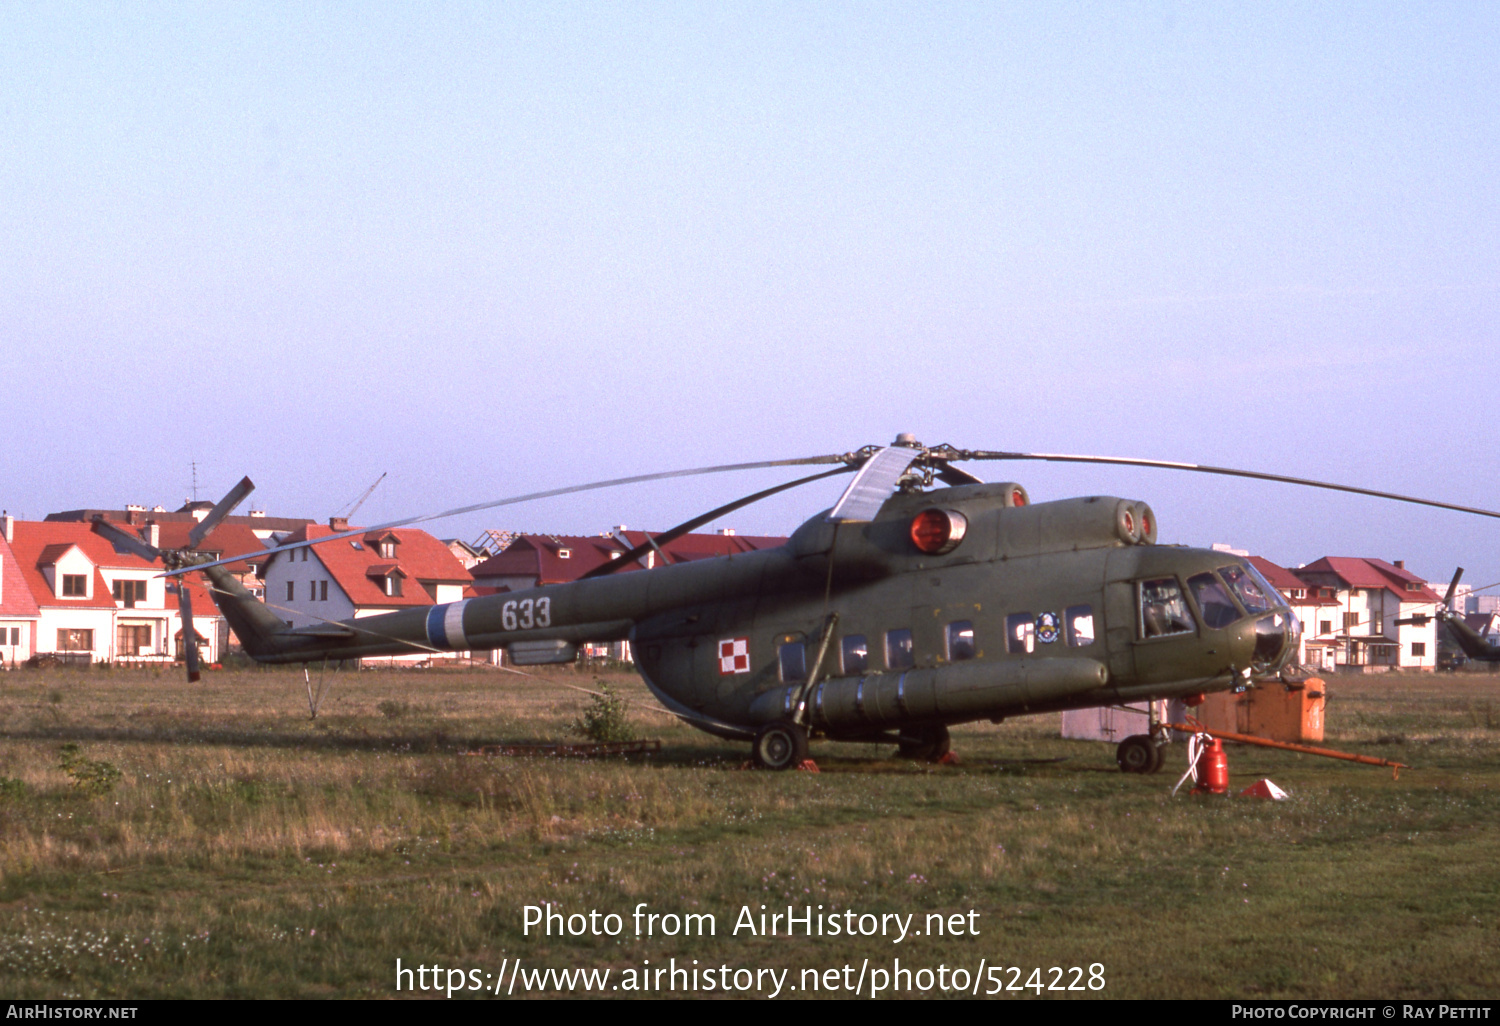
(91, 516), (162, 561)
(178, 582), (201, 683)
(1444, 568), (1465, 611)
(188, 476), (256, 550)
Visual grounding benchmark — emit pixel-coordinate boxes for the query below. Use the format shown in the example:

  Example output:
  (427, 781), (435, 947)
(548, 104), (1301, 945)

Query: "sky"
(4, 2), (1499, 587)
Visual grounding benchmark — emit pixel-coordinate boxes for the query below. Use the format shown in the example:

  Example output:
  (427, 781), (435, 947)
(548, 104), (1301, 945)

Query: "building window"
(379, 541), (396, 559)
(1411, 643), (1426, 657)
(1343, 612), (1360, 630)
(62, 574), (87, 597)
(287, 581), (295, 602)
(57, 628), (93, 651)
(384, 575), (402, 597)
(1066, 605), (1096, 647)
(840, 635), (868, 674)
(112, 580), (147, 607)
(946, 621), (975, 661)
(778, 641), (807, 682)
(319, 580), (328, 602)
(1320, 620), (1332, 635)
(9, 627), (18, 646)
(117, 624), (152, 656)
(885, 629), (914, 670)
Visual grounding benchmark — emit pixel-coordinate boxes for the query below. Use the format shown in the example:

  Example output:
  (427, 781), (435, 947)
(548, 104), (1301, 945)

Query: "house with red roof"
(1246, 555), (1344, 671)
(1, 516), (225, 665)
(1293, 557), (1441, 671)
(0, 517), (41, 666)
(262, 521), (472, 663)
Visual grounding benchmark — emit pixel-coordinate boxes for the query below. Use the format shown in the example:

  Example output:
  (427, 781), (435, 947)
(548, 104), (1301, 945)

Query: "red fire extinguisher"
(1193, 738), (1229, 795)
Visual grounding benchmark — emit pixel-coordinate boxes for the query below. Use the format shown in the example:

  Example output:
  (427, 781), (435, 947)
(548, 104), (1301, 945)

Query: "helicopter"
(124, 436), (1500, 772)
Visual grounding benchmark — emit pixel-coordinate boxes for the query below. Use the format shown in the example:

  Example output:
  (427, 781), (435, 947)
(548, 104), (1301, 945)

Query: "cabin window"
(946, 621), (975, 661)
(779, 641), (807, 682)
(1006, 613), (1034, 654)
(885, 629), (914, 670)
(1065, 605), (1095, 647)
(1188, 573), (1240, 629)
(62, 574), (87, 597)
(841, 635), (869, 675)
(57, 628), (93, 651)
(1139, 579), (1195, 638)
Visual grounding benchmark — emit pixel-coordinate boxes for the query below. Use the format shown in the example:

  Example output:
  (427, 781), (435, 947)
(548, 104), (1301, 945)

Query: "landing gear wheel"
(753, 721), (809, 771)
(1116, 734), (1156, 774)
(897, 724), (951, 762)
(1147, 738), (1166, 774)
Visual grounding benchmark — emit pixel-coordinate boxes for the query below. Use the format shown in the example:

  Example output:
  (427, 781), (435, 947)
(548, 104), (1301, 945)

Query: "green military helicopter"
(126, 437), (1500, 772)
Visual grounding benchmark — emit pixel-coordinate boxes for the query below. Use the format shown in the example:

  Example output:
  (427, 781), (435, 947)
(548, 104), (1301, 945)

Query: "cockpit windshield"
(1187, 572), (1240, 628)
(1220, 564), (1281, 615)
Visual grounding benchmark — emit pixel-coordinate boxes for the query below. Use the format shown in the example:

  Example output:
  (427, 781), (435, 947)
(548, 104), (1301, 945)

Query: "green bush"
(571, 682), (635, 743)
(58, 743), (122, 797)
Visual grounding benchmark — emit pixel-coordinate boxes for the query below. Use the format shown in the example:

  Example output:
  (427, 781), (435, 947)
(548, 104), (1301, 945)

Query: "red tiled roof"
(0, 533), (40, 616)
(1246, 555), (1340, 606)
(138, 521), (269, 574)
(276, 524), (471, 609)
(8, 521), (155, 609)
(1297, 557), (1441, 604)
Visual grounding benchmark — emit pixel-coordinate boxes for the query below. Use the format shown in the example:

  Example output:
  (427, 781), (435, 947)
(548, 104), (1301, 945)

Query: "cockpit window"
(1220, 564), (1275, 615)
(1140, 578), (1195, 638)
(1188, 572), (1241, 629)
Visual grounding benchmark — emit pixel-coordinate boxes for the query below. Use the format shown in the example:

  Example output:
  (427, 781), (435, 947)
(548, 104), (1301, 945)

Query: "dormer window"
(384, 575), (402, 597)
(380, 541), (395, 559)
(558, 548), (571, 559)
(62, 574), (87, 597)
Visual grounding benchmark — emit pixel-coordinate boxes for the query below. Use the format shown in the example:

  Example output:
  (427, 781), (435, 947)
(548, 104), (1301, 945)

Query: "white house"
(1294, 558), (1440, 671)
(262, 521), (472, 664)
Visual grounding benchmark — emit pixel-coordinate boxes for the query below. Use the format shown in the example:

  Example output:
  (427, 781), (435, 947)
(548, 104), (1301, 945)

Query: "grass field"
(0, 662), (1497, 999)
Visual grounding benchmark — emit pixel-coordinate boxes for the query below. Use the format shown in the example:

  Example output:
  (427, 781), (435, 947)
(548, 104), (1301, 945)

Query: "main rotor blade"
(827, 447), (921, 522)
(958, 451), (1500, 521)
(91, 516), (162, 561)
(1444, 568), (1465, 610)
(581, 466), (853, 580)
(166, 454), (850, 577)
(188, 476), (256, 549)
(178, 582), (201, 683)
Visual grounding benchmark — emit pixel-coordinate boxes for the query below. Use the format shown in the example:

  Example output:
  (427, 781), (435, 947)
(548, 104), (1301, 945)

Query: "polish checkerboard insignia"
(718, 637), (750, 675)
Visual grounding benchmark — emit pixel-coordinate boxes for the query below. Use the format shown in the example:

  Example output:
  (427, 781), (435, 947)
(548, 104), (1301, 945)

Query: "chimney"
(1394, 560), (1405, 570)
(2, 512), (12, 543)
(329, 516), (349, 531)
(146, 521), (160, 550)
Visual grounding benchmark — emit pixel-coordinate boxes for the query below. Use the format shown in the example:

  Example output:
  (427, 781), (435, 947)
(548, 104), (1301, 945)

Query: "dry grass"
(0, 663), (1497, 998)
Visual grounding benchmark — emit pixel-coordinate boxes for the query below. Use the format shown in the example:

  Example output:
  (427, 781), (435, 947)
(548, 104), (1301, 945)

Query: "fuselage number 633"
(501, 597), (551, 631)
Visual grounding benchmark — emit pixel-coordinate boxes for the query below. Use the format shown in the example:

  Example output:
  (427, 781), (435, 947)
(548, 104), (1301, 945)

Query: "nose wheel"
(753, 721), (810, 770)
(1116, 733), (1164, 774)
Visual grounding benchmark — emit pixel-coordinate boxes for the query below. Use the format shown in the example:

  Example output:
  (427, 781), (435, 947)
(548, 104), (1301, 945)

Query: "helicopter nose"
(1251, 610), (1295, 673)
